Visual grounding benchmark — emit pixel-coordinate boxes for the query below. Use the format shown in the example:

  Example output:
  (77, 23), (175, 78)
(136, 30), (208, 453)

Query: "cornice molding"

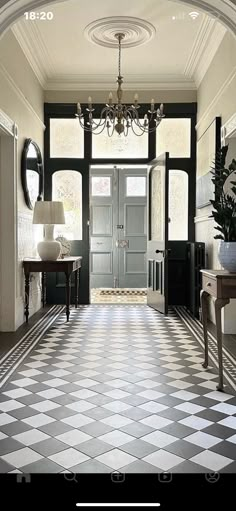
(11, 21), (56, 88)
(45, 74), (196, 91)
(196, 65), (236, 130)
(184, 14), (227, 87)
(0, 62), (45, 129)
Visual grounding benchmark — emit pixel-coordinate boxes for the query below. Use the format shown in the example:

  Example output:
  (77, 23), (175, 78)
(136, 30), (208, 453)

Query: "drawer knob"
(206, 282), (211, 287)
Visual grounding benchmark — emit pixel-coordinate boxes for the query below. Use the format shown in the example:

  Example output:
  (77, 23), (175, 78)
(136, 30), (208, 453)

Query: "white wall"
(0, 29), (44, 330)
(196, 30), (236, 333)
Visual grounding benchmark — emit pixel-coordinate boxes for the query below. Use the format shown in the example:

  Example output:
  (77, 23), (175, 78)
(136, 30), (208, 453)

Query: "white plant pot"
(218, 241), (236, 272)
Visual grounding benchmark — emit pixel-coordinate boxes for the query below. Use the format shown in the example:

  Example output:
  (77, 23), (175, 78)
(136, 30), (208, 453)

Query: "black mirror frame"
(21, 138), (44, 210)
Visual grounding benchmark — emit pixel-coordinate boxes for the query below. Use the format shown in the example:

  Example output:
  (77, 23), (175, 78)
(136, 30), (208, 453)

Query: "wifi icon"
(189, 11), (199, 20)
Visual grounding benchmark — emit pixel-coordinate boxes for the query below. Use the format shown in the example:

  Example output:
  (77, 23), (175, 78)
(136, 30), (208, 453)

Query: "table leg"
(214, 297), (229, 392)
(65, 271), (71, 321)
(74, 269), (78, 308)
(200, 290), (209, 368)
(25, 272), (30, 323)
(42, 272), (46, 307)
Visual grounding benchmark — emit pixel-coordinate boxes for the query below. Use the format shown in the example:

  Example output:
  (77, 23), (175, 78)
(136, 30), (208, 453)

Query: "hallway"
(0, 305), (236, 473)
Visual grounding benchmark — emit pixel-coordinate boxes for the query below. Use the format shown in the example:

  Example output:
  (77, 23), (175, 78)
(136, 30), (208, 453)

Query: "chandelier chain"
(118, 35), (121, 76)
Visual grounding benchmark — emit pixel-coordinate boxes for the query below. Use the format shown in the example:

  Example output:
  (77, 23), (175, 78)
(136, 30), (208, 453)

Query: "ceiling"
(11, 0), (227, 90)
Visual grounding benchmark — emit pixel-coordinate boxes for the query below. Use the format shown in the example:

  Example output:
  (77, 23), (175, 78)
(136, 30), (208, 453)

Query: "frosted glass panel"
(92, 176), (111, 196)
(92, 120), (148, 158)
(156, 118), (191, 158)
(126, 176), (146, 196)
(169, 170), (188, 240)
(50, 118), (84, 158)
(52, 170), (82, 240)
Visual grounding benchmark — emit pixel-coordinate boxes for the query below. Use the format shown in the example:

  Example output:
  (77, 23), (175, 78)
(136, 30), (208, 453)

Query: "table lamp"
(33, 201), (65, 260)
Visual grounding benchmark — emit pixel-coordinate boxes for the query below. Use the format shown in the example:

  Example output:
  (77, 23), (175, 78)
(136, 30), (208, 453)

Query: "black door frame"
(44, 102), (197, 304)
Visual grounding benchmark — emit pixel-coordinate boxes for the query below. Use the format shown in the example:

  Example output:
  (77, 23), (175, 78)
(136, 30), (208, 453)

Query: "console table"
(23, 257), (82, 323)
(200, 269), (236, 391)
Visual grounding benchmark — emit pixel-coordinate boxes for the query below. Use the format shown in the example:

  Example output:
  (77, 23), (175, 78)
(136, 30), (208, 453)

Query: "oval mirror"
(21, 139), (44, 210)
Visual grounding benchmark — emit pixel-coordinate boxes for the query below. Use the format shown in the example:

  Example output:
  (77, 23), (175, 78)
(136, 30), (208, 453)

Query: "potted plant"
(210, 145), (236, 272)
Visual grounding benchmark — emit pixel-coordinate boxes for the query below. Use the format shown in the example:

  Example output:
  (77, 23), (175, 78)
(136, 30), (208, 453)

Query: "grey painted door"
(90, 167), (147, 289)
(90, 168), (118, 288)
(118, 168), (147, 288)
(147, 154), (169, 314)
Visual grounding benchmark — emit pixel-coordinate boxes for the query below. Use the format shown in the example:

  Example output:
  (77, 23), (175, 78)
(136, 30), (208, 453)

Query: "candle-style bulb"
(88, 96), (92, 105)
(134, 93), (139, 103)
(108, 92), (113, 104)
(77, 102), (81, 113)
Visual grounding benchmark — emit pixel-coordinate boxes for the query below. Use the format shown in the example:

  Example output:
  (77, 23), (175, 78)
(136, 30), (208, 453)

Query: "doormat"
(100, 289), (147, 296)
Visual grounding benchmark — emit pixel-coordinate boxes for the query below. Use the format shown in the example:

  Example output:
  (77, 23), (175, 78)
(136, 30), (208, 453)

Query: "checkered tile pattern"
(0, 305), (236, 474)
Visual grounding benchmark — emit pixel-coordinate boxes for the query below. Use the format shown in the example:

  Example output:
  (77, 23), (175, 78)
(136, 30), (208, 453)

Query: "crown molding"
(0, 62), (45, 129)
(184, 14), (227, 87)
(45, 74), (196, 91)
(11, 21), (55, 88)
(196, 65), (236, 130)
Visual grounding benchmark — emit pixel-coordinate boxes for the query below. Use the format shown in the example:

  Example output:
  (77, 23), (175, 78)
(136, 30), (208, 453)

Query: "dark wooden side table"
(200, 269), (236, 391)
(23, 257), (82, 323)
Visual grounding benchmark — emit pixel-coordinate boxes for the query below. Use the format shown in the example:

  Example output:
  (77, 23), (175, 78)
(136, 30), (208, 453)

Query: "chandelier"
(75, 32), (165, 136)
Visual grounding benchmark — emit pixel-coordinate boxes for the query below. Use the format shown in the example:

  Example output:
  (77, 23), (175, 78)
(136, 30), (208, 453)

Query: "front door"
(147, 153), (169, 314)
(90, 166), (147, 289)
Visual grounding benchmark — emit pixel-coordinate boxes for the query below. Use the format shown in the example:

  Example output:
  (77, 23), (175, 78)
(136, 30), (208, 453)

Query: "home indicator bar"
(76, 504), (161, 508)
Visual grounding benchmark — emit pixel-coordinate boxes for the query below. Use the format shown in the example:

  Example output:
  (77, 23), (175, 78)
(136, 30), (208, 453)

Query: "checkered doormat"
(100, 290), (147, 296)
(0, 305), (236, 474)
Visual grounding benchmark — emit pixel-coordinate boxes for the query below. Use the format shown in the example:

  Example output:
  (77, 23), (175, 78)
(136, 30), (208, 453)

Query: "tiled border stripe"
(174, 306), (236, 392)
(0, 305), (64, 388)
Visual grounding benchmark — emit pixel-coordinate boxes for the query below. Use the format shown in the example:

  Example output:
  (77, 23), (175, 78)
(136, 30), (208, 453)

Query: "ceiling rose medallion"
(76, 17), (164, 136)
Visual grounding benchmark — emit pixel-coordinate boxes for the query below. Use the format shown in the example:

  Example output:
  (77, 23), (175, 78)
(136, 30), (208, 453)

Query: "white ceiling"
(12, 0), (227, 90)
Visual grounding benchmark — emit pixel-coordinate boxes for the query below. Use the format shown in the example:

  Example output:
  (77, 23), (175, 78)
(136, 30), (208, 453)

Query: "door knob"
(155, 249), (164, 254)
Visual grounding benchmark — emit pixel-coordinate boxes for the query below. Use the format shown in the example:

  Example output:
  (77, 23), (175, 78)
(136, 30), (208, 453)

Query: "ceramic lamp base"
(37, 224), (61, 261)
(37, 240), (61, 261)
(218, 241), (236, 272)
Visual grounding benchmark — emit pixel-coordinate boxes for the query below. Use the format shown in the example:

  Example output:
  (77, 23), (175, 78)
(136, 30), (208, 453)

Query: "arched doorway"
(0, 0), (236, 37)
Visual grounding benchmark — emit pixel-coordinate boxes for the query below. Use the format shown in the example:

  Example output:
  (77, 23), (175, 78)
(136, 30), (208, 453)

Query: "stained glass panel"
(156, 118), (191, 158)
(52, 170), (82, 240)
(92, 120), (148, 158)
(126, 176), (146, 196)
(169, 170), (188, 240)
(91, 176), (111, 196)
(50, 118), (84, 158)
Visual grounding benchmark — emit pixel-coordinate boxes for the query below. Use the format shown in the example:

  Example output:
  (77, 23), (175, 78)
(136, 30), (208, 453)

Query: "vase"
(218, 241), (236, 272)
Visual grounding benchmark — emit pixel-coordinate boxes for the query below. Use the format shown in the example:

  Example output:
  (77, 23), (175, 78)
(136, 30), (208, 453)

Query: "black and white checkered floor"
(1, 305), (236, 474)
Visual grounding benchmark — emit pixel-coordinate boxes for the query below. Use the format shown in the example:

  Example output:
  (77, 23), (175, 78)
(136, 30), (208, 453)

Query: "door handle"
(155, 249), (164, 254)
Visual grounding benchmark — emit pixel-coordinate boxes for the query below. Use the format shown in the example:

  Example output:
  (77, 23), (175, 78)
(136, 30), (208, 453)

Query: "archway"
(0, 0), (236, 38)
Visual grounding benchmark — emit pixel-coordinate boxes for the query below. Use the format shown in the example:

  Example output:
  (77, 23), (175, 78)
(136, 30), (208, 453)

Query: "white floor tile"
(101, 414), (133, 428)
(185, 431), (222, 448)
(55, 430), (92, 446)
(2, 447), (43, 468)
(22, 413), (56, 427)
(190, 450), (233, 471)
(65, 401), (96, 413)
(179, 416), (213, 430)
(12, 429), (50, 446)
(30, 400), (61, 412)
(98, 430), (134, 447)
(140, 416), (173, 429)
(96, 449), (136, 469)
(49, 448), (89, 468)
(62, 414), (94, 428)
(142, 430), (178, 448)
(0, 400), (25, 412)
(143, 450), (184, 470)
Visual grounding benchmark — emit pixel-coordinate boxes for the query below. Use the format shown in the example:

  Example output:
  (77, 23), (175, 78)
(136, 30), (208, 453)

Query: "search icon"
(64, 473), (78, 483)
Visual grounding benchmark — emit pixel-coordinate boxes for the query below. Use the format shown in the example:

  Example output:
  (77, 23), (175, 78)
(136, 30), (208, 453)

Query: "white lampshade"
(33, 201), (65, 225)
